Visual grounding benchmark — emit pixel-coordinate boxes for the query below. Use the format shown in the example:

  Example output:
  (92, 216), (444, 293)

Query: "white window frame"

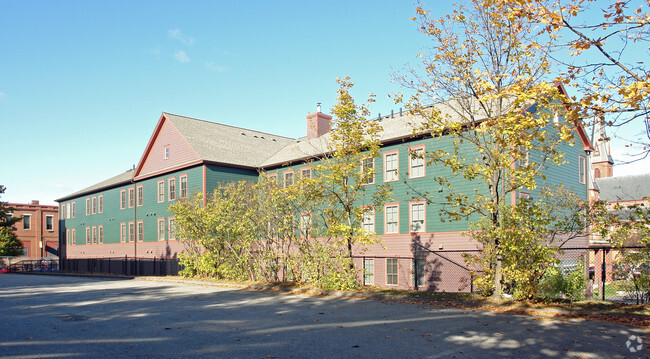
(408, 146), (425, 179)
(98, 195), (103, 214)
(120, 189), (126, 210)
(157, 180), (165, 203)
(168, 218), (176, 240)
(361, 157), (375, 185)
(409, 202), (425, 233)
(283, 171), (294, 188)
(384, 151), (399, 182)
(158, 218), (166, 241)
(168, 178), (176, 201)
(137, 221), (144, 242)
(179, 175), (188, 199)
(384, 204), (399, 234)
(120, 223), (127, 243)
(386, 258), (398, 286)
(128, 187), (135, 208)
(363, 258), (374, 285)
(137, 185), (144, 207)
(300, 212), (311, 238)
(362, 208), (375, 234)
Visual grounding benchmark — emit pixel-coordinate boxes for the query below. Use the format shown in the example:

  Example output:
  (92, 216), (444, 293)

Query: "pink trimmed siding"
(65, 241), (185, 259)
(139, 120), (199, 177)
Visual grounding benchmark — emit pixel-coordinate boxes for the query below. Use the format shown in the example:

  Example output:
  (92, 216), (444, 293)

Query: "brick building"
(7, 201), (59, 258)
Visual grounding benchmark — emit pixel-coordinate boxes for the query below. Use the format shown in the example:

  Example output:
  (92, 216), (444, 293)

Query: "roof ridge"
(162, 112), (296, 140)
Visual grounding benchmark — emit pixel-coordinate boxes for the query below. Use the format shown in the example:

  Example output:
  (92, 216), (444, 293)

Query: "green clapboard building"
(57, 86), (593, 290)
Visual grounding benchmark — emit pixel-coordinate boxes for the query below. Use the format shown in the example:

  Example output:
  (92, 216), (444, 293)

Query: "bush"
(539, 258), (587, 301)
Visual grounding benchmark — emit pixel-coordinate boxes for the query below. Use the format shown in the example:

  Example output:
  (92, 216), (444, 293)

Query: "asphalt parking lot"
(0, 274), (647, 358)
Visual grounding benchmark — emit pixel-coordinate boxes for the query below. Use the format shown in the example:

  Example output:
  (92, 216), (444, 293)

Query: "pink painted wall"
(138, 119), (199, 178)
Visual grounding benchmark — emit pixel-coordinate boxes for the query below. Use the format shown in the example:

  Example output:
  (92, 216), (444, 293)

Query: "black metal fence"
(356, 246), (648, 303)
(60, 257), (181, 277)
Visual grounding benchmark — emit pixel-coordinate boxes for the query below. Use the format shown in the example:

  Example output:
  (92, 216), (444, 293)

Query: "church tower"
(591, 121), (614, 179)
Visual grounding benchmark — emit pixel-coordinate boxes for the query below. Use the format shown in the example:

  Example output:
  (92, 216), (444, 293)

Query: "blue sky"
(1, 1), (647, 205)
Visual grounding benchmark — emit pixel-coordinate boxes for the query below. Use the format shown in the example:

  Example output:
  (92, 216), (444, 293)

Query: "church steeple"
(591, 120), (614, 179)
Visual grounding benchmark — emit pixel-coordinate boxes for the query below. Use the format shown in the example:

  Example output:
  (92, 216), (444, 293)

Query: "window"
(71, 229), (76, 245)
(517, 146), (529, 167)
(579, 155), (586, 184)
(164, 146), (170, 159)
(158, 219), (166, 241)
(265, 173), (277, 185)
(129, 222), (135, 243)
(409, 146), (425, 178)
(71, 201), (76, 218)
(120, 223), (127, 243)
(283, 171), (294, 188)
(137, 221), (144, 242)
(300, 212), (311, 238)
(386, 258), (398, 285)
(98, 226), (104, 244)
(410, 202), (425, 232)
(65, 203), (70, 219)
(384, 151), (398, 182)
(179, 175), (187, 199)
(300, 168), (311, 180)
(157, 180), (165, 203)
(412, 258), (425, 288)
(92, 196), (97, 214)
(98, 195), (103, 213)
(46, 215), (54, 231)
(128, 187), (135, 208)
(362, 208), (375, 234)
(384, 204), (399, 234)
(169, 218), (176, 240)
(23, 214), (31, 230)
(361, 157), (375, 184)
(86, 227), (91, 245)
(120, 189), (126, 210)
(66, 229), (70, 245)
(363, 258), (374, 285)
(137, 185), (143, 206)
(92, 226), (97, 244)
(168, 178), (176, 201)
(86, 198), (91, 215)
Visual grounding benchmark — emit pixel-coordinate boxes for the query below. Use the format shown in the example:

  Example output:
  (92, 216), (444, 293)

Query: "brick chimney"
(306, 103), (332, 139)
(31, 200), (40, 205)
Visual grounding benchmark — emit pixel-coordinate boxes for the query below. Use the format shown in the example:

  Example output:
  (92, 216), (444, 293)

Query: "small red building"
(7, 201), (59, 259)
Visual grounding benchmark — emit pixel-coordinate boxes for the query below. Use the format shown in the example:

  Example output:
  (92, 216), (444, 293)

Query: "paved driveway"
(0, 274), (646, 358)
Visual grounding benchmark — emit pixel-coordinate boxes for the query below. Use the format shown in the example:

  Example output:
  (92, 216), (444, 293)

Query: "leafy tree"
(0, 185), (20, 228)
(305, 77), (392, 272)
(498, 0), (650, 159)
(590, 200), (650, 303)
(0, 227), (23, 257)
(397, 1), (580, 298)
(466, 187), (587, 298)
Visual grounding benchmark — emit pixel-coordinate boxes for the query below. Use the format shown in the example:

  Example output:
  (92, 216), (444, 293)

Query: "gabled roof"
(56, 170), (134, 202)
(596, 174), (650, 202)
(59, 86), (593, 201)
(133, 113), (296, 179)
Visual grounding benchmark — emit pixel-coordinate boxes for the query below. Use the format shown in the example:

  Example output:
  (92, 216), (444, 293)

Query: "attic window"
(164, 146), (169, 159)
